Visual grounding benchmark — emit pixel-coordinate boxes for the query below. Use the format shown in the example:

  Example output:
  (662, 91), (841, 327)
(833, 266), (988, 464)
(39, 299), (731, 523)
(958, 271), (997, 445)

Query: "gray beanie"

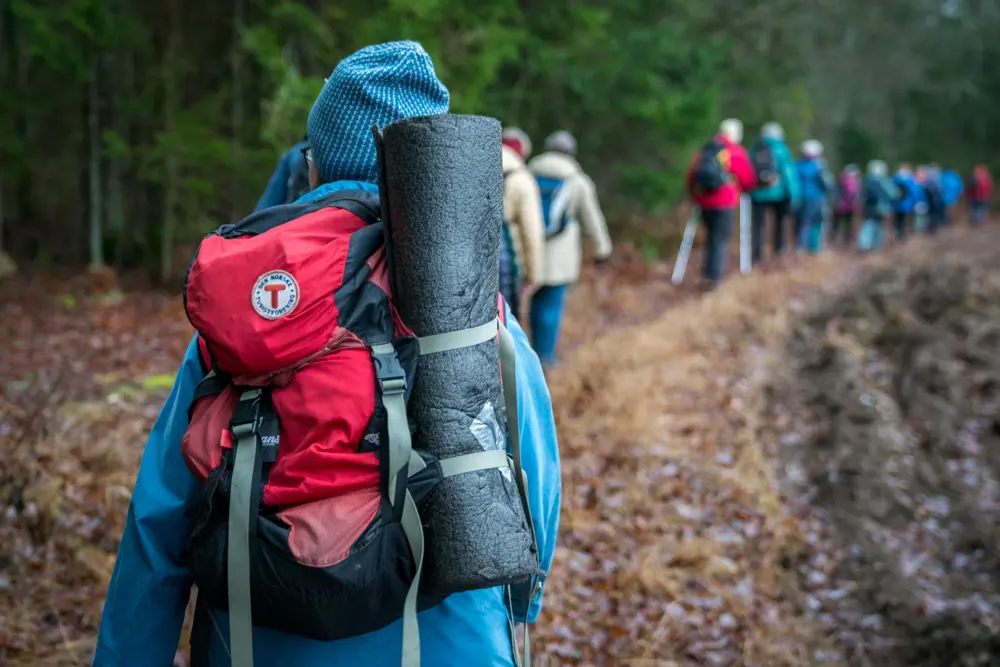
(544, 131), (577, 157)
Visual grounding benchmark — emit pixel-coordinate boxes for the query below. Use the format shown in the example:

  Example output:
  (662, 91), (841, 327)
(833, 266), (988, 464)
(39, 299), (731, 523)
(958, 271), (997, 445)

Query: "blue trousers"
(529, 284), (569, 368)
(796, 200), (824, 253)
(858, 218), (885, 252)
(971, 201), (988, 225)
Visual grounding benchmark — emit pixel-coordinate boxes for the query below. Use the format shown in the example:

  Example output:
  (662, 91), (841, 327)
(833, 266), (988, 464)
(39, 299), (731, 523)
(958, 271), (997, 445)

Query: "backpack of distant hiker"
(180, 189), (535, 667)
(691, 137), (731, 194)
(498, 171), (521, 312)
(536, 175), (573, 239)
(894, 177), (910, 202)
(750, 138), (778, 185)
(863, 176), (885, 212)
(835, 172), (860, 213)
(923, 179), (945, 212)
(284, 154), (312, 205)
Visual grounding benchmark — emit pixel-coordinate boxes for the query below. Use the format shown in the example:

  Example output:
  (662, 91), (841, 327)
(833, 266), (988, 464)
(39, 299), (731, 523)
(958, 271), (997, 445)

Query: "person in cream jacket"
(527, 130), (612, 369)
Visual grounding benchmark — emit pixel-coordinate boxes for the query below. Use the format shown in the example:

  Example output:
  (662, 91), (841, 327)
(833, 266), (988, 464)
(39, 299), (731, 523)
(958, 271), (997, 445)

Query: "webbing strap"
(399, 490), (425, 667)
(498, 323), (535, 544)
(503, 593), (532, 667)
(498, 322), (535, 667)
(417, 318), (499, 356)
(372, 342), (411, 509)
(408, 450), (427, 476)
(438, 450), (509, 479)
(228, 425), (257, 667)
(505, 589), (522, 667)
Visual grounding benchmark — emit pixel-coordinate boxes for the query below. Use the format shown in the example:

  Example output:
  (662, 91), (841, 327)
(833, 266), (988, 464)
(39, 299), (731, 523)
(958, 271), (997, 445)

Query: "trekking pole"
(671, 206), (700, 285)
(739, 193), (751, 275)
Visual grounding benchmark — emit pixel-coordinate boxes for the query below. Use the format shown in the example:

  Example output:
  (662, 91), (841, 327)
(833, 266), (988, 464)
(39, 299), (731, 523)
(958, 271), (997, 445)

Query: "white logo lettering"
(251, 270), (299, 320)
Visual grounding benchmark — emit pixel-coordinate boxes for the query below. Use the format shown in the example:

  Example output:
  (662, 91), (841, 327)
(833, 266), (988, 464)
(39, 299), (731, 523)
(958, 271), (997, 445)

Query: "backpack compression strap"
(373, 316), (535, 667)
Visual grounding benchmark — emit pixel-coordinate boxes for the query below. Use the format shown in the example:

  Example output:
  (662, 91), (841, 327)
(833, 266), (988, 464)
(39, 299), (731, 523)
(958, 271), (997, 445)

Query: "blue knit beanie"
(307, 41), (450, 185)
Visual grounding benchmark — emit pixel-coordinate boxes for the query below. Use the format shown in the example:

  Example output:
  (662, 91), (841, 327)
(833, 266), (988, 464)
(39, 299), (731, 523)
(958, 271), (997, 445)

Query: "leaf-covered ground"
(3, 229), (999, 666)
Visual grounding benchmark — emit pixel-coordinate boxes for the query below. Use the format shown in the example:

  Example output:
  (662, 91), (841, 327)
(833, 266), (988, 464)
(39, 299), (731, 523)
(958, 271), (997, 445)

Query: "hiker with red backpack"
(499, 127), (545, 321)
(94, 41), (561, 667)
(685, 118), (757, 289)
(748, 121), (800, 264)
(830, 164), (861, 246)
(968, 164), (994, 226)
(526, 130), (612, 370)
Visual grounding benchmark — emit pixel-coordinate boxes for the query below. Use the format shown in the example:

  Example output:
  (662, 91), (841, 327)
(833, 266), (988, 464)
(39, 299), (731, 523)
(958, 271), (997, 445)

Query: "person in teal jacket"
(93, 41), (561, 667)
(794, 139), (829, 254)
(749, 122), (800, 264)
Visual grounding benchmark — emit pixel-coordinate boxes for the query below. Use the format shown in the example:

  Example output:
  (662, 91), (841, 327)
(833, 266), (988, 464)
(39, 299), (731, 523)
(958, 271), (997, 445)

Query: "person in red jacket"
(685, 118), (757, 289)
(969, 164), (994, 226)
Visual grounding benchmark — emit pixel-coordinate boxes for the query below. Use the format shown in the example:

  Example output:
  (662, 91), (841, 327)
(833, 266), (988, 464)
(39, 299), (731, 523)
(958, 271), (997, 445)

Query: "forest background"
(1, 0), (994, 281)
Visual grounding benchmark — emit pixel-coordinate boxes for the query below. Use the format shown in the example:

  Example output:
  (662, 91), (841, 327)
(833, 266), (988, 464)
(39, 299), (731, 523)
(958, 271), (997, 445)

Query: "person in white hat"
(794, 139), (829, 253)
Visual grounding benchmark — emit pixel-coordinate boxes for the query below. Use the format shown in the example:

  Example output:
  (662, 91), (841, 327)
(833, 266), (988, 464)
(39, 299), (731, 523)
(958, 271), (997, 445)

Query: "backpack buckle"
(230, 388), (262, 439)
(371, 345), (406, 396)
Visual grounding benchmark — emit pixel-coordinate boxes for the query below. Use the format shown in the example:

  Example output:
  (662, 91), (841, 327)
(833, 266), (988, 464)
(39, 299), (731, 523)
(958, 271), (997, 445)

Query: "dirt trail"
(767, 230), (1000, 667)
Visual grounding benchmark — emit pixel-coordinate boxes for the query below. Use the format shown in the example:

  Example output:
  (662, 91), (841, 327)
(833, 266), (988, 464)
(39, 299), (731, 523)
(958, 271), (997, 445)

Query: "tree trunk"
(230, 0), (244, 222)
(107, 41), (129, 268)
(11, 1), (31, 226)
(0, 0), (8, 255)
(161, 0), (180, 284)
(88, 54), (104, 268)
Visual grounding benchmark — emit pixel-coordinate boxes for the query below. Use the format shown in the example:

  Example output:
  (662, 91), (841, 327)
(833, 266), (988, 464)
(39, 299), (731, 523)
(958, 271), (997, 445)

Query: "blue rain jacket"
(795, 157), (828, 204)
(941, 170), (964, 206)
(94, 182), (561, 667)
(749, 137), (801, 206)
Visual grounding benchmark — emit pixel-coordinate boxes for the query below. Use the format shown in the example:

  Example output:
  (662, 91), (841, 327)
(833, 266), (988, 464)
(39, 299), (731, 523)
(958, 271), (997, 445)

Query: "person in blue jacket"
(94, 41), (561, 667)
(749, 121), (800, 264)
(794, 139), (829, 254)
(892, 164), (920, 240)
(254, 137), (311, 211)
(940, 167), (964, 225)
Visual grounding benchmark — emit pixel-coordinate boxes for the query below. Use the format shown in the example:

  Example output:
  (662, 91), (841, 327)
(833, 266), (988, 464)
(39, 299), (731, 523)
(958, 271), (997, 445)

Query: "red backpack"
(181, 190), (532, 667)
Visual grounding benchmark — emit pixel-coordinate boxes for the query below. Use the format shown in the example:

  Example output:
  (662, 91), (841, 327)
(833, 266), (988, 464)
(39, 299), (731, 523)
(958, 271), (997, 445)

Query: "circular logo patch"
(251, 270), (299, 320)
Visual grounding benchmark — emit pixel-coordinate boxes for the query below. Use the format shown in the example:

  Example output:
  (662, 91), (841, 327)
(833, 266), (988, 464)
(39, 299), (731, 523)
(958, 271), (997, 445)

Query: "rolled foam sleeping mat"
(379, 114), (538, 595)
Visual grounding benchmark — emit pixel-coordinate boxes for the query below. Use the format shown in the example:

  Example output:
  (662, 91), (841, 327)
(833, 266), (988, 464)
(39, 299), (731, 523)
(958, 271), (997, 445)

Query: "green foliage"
(1, 0), (997, 276)
(836, 119), (881, 168)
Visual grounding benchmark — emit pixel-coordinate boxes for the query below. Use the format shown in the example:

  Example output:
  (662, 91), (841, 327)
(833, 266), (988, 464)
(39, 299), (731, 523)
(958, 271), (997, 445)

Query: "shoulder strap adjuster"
(370, 344), (407, 395)
(230, 388), (262, 437)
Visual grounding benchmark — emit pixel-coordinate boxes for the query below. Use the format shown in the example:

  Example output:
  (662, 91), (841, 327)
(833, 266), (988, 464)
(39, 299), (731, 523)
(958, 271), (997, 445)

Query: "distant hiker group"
(686, 118), (995, 288)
